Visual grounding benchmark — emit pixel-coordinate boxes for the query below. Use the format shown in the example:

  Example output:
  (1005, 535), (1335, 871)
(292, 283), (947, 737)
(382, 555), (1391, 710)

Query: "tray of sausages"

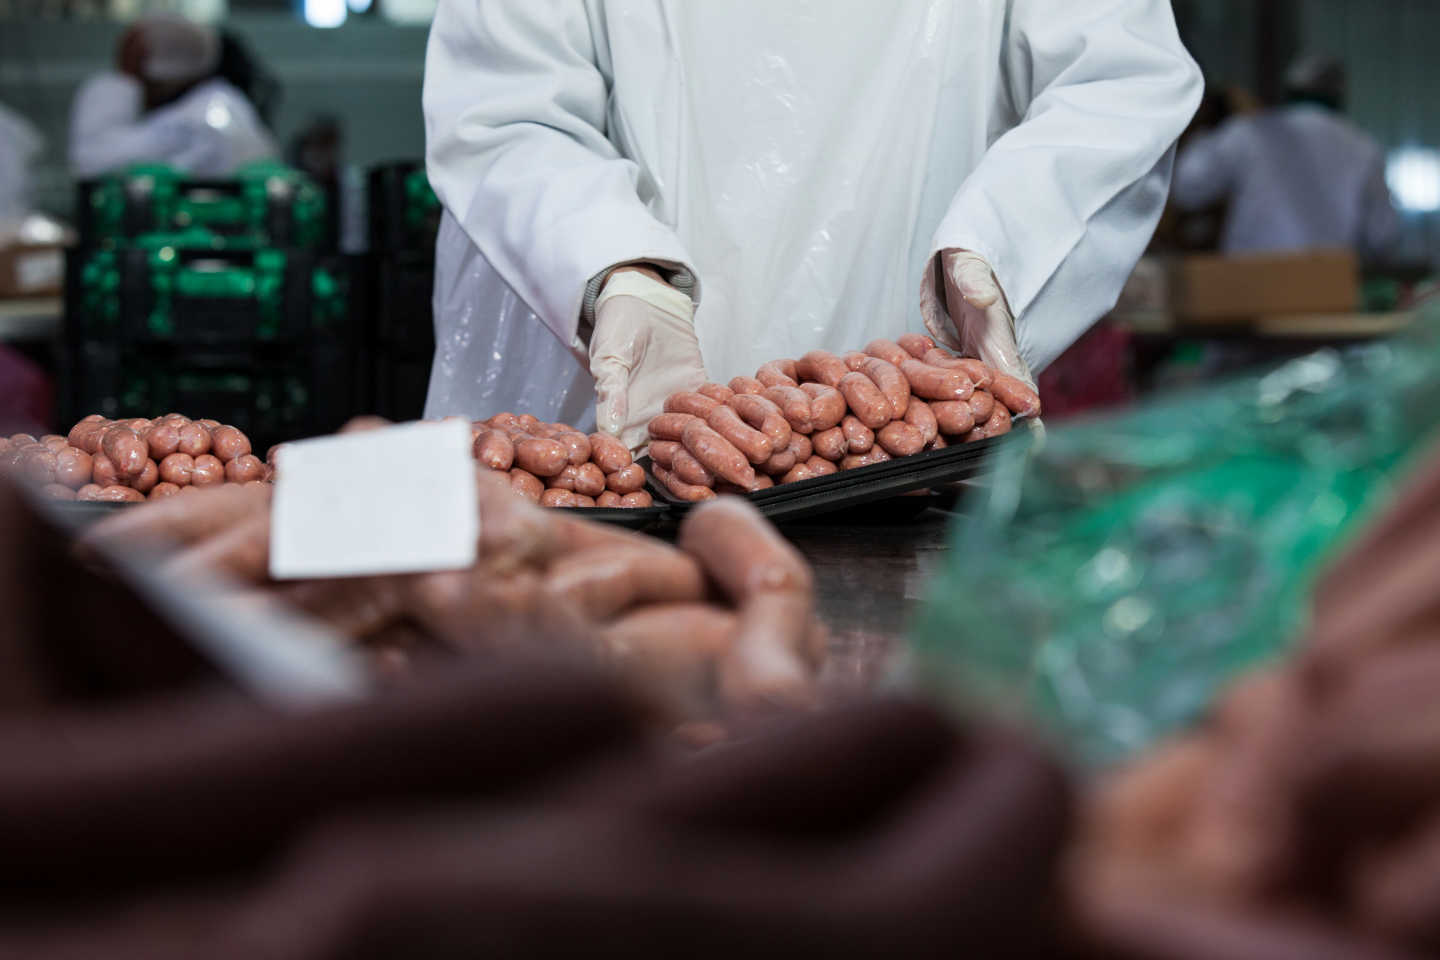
(468, 413), (664, 529)
(644, 333), (1039, 521)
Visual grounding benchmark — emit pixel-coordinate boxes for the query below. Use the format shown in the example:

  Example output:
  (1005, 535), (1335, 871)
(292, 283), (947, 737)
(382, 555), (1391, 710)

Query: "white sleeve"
(422, 0), (697, 349)
(931, 0), (1202, 372)
(67, 74), (174, 180)
(1172, 126), (1237, 212)
(1359, 146), (1401, 260)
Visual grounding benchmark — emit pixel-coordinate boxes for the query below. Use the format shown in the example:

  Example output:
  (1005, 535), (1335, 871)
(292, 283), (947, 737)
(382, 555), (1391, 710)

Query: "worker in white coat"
(0, 103), (42, 223)
(69, 15), (277, 181)
(424, 1), (1203, 449)
(1173, 55), (1400, 259)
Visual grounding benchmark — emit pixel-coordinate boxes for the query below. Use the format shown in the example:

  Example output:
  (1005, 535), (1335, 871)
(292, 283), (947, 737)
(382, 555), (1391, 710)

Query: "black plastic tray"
(646, 426), (1023, 523)
(569, 505), (668, 530)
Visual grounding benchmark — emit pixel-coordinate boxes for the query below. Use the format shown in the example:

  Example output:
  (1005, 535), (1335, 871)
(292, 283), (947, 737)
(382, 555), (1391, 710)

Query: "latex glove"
(919, 250), (1036, 389)
(590, 268), (707, 452)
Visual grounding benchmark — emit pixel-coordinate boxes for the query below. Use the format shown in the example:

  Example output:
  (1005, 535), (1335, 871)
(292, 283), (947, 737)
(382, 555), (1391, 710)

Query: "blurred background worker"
(68, 14), (278, 180)
(422, 0), (1204, 448)
(0, 103), (42, 223)
(1173, 54), (1400, 260)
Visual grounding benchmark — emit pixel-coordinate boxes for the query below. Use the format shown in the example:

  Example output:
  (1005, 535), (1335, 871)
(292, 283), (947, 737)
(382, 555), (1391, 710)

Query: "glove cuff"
(580, 262), (697, 337)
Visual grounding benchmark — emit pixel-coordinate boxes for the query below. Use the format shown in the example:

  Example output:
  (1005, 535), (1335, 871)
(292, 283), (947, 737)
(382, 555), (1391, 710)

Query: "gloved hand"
(590, 267), (707, 452)
(919, 250), (1036, 389)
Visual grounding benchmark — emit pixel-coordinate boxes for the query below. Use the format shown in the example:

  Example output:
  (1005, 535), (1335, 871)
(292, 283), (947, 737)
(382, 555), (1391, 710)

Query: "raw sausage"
(606, 464), (648, 495)
(760, 448), (798, 477)
(924, 349), (993, 389)
(932, 401), (977, 436)
(41, 483), (76, 500)
(811, 427), (847, 462)
(665, 391), (721, 419)
(132, 458), (160, 494)
(705, 405), (773, 466)
(540, 488), (580, 509)
(75, 483), (104, 501)
(573, 463), (607, 498)
(144, 421), (181, 461)
(729, 394), (792, 450)
(697, 382), (736, 404)
(647, 412), (698, 443)
(991, 373), (1042, 418)
(210, 425), (251, 462)
(588, 433), (632, 473)
(54, 447), (94, 490)
(571, 494), (597, 509)
(728, 376), (766, 396)
(672, 447), (716, 488)
(149, 482), (182, 500)
(864, 338), (912, 368)
(838, 371), (893, 429)
(91, 452), (121, 487)
(682, 419), (757, 487)
(596, 490), (623, 508)
(841, 415), (875, 454)
(877, 421), (927, 458)
(904, 398), (939, 444)
(548, 465), (581, 491)
(102, 426), (149, 477)
(897, 333), (936, 359)
(647, 440), (680, 469)
(97, 485), (145, 502)
(842, 448), (893, 470)
(191, 454), (225, 487)
(899, 357), (974, 402)
(969, 390), (995, 423)
(763, 386), (814, 435)
(176, 422), (212, 457)
(653, 462), (718, 502)
(786, 433), (813, 463)
(857, 357), (911, 418)
(18, 448), (57, 486)
(795, 350), (848, 387)
(514, 438), (569, 478)
(798, 383), (846, 431)
(806, 456), (839, 477)
(550, 430), (593, 467)
(755, 361), (799, 388)
(473, 430), (516, 471)
(717, 475), (774, 495)
(487, 412), (521, 431)
(509, 469), (544, 503)
(619, 491), (654, 508)
(842, 351), (869, 372)
(967, 403), (1013, 442)
(159, 453), (195, 486)
(780, 463), (817, 484)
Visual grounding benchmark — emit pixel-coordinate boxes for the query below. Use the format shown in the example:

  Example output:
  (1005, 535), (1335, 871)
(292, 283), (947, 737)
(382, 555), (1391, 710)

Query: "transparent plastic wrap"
(912, 311), (1440, 767)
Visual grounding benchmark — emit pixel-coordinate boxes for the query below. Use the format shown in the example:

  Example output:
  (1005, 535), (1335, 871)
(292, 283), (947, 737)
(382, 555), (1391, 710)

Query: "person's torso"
(588, 0), (1015, 381)
(1221, 105), (1383, 255)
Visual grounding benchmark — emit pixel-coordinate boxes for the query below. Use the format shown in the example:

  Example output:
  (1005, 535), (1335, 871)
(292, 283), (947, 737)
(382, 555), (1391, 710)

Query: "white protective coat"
(0, 103), (43, 222)
(423, 0), (1202, 425)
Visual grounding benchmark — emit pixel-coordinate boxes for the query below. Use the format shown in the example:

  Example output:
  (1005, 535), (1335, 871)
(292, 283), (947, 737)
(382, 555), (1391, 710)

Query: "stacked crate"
(366, 161), (441, 423)
(63, 163), (362, 452)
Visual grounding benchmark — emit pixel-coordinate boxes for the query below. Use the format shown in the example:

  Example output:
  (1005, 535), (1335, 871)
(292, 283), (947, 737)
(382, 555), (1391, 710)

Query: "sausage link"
(647, 440), (680, 469)
(969, 390), (995, 423)
(540, 488), (580, 508)
(705, 405), (773, 466)
(795, 350), (849, 387)
(779, 463), (817, 485)
(620, 491), (654, 508)
(697, 382), (736, 404)
(842, 447), (894, 471)
(606, 464), (648, 495)
(922, 349), (993, 389)
(763, 386), (814, 435)
(728, 376), (766, 396)
(672, 446), (717, 487)
(932, 401), (977, 436)
(596, 491), (624, 508)
(760, 448), (798, 477)
(472, 429), (516, 471)
(653, 462), (718, 502)
(811, 427), (847, 462)
(798, 383), (846, 431)
(571, 494), (597, 508)
(665, 391), (722, 419)
(877, 422), (927, 458)
(210, 425), (252, 463)
(841, 415), (875, 454)
(223, 455), (264, 485)
(176, 422), (212, 457)
(91, 452), (120, 487)
(509, 469), (544, 503)
(929, 434), (949, 451)
(786, 433), (813, 463)
(573, 462), (608, 497)
(647, 412), (699, 444)
(904, 398), (939, 444)
(102, 426), (149, 477)
(54, 447), (94, 490)
(144, 422), (181, 461)
(897, 333), (936, 359)
(514, 438), (569, 478)
(516, 413), (542, 433)
(683, 419), (758, 486)
(900, 356), (974, 401)
(857, 357), (911, 418)
(487, 412), (522, 431)
(967, 404), (1013, 442)
(717, 474), (774, 495)
(588, 432), (632, 473)
(837, 372), (893, 429)
(550, 430), (593, 467)
(729, 394), (792, 450)
(806, 456), (839, 477)
(755, 361), (799, 389)
(842, 351), (870, 372)
(864, 338), (912, 368)
(992, 373), (1042, 418)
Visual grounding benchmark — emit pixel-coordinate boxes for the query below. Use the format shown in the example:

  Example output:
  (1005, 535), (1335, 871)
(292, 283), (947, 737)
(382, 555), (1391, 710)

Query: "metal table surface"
(777, 496), (970, 695)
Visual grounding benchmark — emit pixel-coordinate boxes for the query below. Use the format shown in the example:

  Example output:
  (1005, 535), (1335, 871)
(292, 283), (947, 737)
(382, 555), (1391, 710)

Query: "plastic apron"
(424, 0), (1199, 425)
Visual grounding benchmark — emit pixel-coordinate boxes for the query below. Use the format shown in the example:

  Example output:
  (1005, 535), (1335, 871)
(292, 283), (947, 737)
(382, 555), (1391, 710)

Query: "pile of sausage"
(469, 413), (654, 509)
(0, 415), (268, 503)
(647, 333), (1041, 502)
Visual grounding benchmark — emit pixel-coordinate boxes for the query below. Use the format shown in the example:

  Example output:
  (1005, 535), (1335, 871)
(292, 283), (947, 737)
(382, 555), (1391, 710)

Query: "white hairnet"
(135, 15), (220, 85)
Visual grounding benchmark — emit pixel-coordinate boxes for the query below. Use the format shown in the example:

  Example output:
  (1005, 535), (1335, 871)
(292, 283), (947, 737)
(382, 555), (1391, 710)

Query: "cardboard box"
(1174, 250), (1359, 321)
(0, 242), (63, 298)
